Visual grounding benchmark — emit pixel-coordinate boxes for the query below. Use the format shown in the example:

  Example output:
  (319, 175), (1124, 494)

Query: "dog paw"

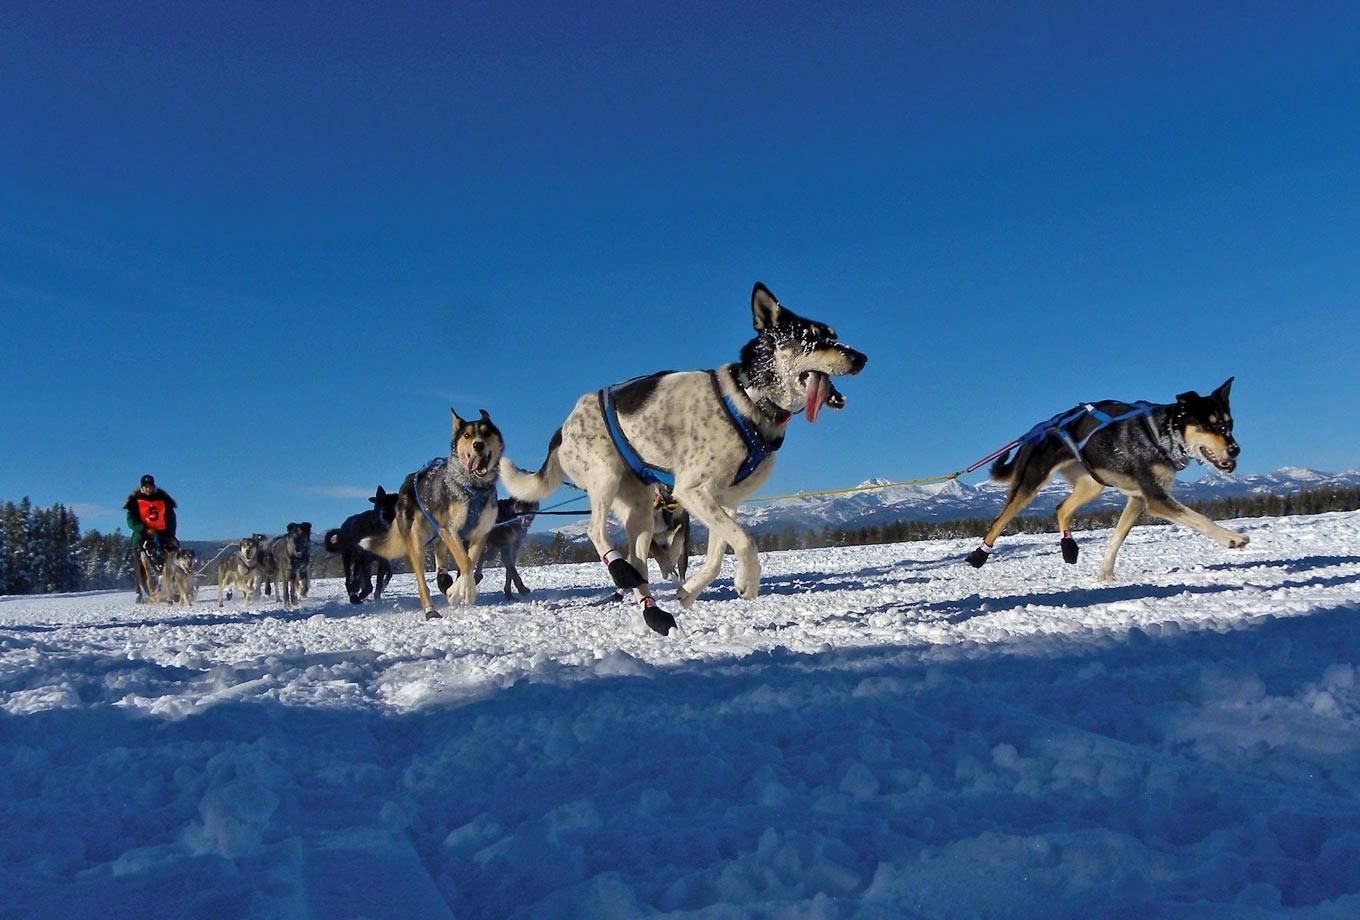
(1228, 534), (1249, 549)
(1097, 569), (1117, 583)
(424, 608), (443, 620)
(676, 586), (698, 609)
(736, 578), (760, 601)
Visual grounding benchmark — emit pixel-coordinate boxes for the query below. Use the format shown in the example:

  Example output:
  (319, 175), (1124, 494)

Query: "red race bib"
(137, 499), (168, 531)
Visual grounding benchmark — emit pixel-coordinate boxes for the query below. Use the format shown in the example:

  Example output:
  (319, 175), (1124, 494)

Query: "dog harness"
(1018, 401), (1187, 482)
(598, 370), (787, 490)
(413, 458), (495, 543)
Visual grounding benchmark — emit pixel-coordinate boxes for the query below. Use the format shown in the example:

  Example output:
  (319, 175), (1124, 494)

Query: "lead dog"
(361, 410), (504, 620)
(967, 377), (1248, 579)
(501, 282), (866, 634)
(324, 487), (400, 604)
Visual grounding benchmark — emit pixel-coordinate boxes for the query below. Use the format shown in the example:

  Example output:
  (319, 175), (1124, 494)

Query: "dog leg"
(465, 537), (488, 604)
(1055, 475), (1104, 564)
(676, 486), (757, 603)
(968, 472), (1048, 567)
(375, 560), (391, 600)
(677, 536), (727, 608)
(587, 484), (649, 594)
(1141, 485), (1250, 550)
(1099, 496), (1146, 581)
(436, 530), (477, 605)
(622, 499), (676, 635)
(430, 543), (455, 597)
(510, 562), (529, 596)
(404, 528), (440, 619)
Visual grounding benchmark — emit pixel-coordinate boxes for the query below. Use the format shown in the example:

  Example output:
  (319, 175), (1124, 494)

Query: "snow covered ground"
(4, 511), (1360, 918)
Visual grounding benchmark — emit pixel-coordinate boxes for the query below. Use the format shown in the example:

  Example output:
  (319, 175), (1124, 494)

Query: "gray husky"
(268, 522), (311, 609)
(217, 533), (267, 606)
(475, 498), (539, 600)
(362, 410), (504, 619)
(967, 377), (1248, 579)
(501, 282), (867, 635)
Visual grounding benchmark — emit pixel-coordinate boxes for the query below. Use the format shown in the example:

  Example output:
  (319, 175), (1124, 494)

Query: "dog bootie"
(424, 608), (443, 620)
(1060, 533), (1079, 564)
(642, 597), (676, 636)
(436, 569), (454, 594)
(966, 544), (993, 568)
(603, 550), (647, 590)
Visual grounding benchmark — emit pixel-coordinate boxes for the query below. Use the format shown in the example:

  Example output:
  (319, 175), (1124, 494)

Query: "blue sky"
(2, 1), (1358, 539)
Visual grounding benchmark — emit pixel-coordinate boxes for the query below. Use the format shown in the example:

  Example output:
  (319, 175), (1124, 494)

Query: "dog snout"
(842, 346), (867, 374)
(1227, 441), (1240, 458)
(472, 439), (485, 452)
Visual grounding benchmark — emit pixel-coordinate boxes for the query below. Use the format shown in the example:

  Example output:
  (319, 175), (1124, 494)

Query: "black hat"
(140, 474), (155, 487)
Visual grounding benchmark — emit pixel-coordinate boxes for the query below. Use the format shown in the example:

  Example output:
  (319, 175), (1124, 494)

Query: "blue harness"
(1018, 401), (1165, 480)
(412, 458), (495, 544)
(598, 370), (785, 490)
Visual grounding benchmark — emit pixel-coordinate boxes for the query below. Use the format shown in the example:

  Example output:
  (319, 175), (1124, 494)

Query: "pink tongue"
(804, 372), (829, 423)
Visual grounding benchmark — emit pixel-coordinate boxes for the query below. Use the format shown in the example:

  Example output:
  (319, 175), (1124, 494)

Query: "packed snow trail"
(3, 511), (1360, 917)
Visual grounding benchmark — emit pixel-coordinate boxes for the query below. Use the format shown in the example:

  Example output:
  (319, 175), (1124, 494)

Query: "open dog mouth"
(1200, 445), (1236, 472)
(799, 371), (832, 423)
(464, 453), (492, 478)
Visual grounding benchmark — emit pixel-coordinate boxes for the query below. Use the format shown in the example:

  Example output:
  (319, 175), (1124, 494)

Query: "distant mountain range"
(547, 466), (1360, 544)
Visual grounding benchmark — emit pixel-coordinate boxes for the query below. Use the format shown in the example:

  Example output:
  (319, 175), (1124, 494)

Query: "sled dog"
(967, 377), (1247, 579)
(649, 488), (690, 583)
(475, 498), (539, 600)
(324, 487), (399, 604)
(217, 533), (267, 606)
(162, 545), (198, 605)
(268, 522), (312, 609)
(500, 282), (867, 635)
(361, 410), (504, 619)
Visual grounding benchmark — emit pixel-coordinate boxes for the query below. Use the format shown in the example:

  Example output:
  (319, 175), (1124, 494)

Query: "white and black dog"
(501, 283), (866, 635)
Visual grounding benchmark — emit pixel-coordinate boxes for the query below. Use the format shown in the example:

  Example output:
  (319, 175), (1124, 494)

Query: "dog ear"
(287, 522), (299, 532)
(751, 282), (783, 331)
(479, 408), (491, 422)
(1175, 390), (1199, 406)
(1212, 376), (1234, 401)
(451, 408), (466, 432)
(301, 522), (311, 532)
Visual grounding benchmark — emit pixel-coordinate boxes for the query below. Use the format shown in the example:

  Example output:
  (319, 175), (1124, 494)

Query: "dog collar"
(733, 368), (794, 426)
(1144, 411), (1191, 471)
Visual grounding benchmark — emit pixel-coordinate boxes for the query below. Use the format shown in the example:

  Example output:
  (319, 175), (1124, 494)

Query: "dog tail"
(499, 428), (566, 501)
(989, 447), (1021, 483)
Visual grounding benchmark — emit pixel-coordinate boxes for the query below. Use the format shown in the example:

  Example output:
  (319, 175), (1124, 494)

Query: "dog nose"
(472, 440), (485, 451)
(1227, 441), (1240, 458)
(845, 348), (867, 374)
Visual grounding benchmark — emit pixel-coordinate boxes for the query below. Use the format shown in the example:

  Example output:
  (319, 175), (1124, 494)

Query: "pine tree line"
(0, 498), (134, 595)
